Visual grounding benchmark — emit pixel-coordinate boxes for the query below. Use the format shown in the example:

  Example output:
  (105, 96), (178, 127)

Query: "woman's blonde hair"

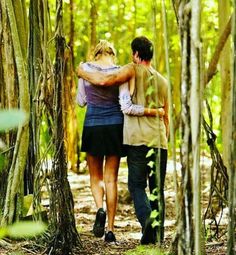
(93, 40), (116, 60)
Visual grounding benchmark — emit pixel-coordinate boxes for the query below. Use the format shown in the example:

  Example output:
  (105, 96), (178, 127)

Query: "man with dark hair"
(77, 36), (169, 244)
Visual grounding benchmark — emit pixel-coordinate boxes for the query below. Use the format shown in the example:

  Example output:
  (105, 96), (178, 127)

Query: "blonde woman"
(77, 40), (125, 242)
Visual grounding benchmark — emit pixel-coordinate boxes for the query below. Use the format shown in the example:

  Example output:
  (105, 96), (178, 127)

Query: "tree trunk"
(0, 0), (17, 213)
(25, 0), (42, 196)
(69, 0), (75, 66)
(161, 0), (178, 217)
(178, 3), (193, 254)
(190, 0), (204, 253)
(227, 3), (236, 254)
(152, 0), (158, 69)
(63, 50), (80, 173)
(170, 1), (194, 254)
(46, 1), (82, 253)
(63, 0), (80, 173)
(218, 0), (232, 171)
(87, 0), (97, 59)
(1, 0), (30, 226)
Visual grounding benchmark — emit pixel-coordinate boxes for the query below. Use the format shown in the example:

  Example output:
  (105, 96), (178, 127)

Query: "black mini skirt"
(81, 124), (126, 157)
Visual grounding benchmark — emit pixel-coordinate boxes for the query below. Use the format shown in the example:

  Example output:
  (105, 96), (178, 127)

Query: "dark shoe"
(93, 208), (106, 237)
(105, 231), (116, 242)
(140, 217), (156, 245)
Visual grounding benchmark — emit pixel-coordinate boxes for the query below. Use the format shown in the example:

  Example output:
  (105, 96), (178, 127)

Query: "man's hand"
(158, 108), (165, 117)
(144, 107), (165, 117)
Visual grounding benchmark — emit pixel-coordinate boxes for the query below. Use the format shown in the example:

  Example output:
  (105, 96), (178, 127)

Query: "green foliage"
(147, 160), (154, 168)
(146, 148), (155, 158)
(0, 109), (27, 172)
(150, 209), (159, 219)
(150, 210), (160, 228)
(0, 221), (47, 239)
(148, 193), (157, 202)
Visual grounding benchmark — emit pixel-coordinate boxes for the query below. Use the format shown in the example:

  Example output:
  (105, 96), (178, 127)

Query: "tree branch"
(205, 15), (232, 86)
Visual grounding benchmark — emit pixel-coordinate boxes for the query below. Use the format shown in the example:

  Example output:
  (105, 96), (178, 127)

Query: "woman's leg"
(87, 153), (104, 209)
(104, 155), (120, 232)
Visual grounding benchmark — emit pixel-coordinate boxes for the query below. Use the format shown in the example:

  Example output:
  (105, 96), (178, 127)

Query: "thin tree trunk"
(152, 0), (158, 69)
(63, 51), (79, 173)
(88, 0), (97, 59)
(179, 4), (193, 254)
(204, 15), (232, 85)
(47, 0), (82, 253)
(218, 0), (232, 171)
(170, 2), (194, 254)
(0, 0), (17, 213)
(227, 3), (236, 254)
(190, 0), (204, 254)
(63, 0), (79, 173)
(26, 0), (42, 196)
(69, 0), (75, 66)
(1, 0), (30, 226)
(161, 0), (178, 218)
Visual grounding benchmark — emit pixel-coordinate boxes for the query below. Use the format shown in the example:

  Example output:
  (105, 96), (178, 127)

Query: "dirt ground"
(71, 159), (227, 255)
(0, 159), (228, 254)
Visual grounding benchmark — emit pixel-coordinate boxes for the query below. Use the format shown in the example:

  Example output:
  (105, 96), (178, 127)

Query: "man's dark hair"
(131, 36), (153, 61)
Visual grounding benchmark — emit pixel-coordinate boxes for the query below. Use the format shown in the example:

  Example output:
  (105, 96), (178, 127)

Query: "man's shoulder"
(153, 70), (168, 86)
(120, 63), (135, 75)
(124, 62), (135, 69)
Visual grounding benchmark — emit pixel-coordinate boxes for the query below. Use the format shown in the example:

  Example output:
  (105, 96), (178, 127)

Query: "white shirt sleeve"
(119, 82), (144, 116)
(76, 78), (87, 107)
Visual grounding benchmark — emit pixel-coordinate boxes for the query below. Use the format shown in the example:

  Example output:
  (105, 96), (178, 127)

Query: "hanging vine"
(203, 101), (228, 238)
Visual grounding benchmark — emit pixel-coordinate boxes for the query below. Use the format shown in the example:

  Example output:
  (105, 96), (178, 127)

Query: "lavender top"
(77, 63), (145, 127)
(77, 62), (123, 126)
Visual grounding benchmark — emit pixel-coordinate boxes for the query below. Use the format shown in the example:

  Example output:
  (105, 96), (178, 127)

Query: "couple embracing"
(77, 36), (169, 245)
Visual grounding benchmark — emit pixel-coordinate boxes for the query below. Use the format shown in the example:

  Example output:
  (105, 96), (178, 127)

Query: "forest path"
(70, 158), (227, 255)
(70, 160), (176, 254)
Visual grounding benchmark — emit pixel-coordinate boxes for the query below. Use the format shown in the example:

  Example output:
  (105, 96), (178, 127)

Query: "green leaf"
(148, 193), (157, 202)
(152, 188), (158, 194)
(7, 221), (47, 238)
(146, 148), (154, 158)
(151, 219), (160, 228)
(0, 110), (27, 132)
(147, 161), (154, 168)
(150, 209), (159, 219)
(0, 227), (7, 239)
